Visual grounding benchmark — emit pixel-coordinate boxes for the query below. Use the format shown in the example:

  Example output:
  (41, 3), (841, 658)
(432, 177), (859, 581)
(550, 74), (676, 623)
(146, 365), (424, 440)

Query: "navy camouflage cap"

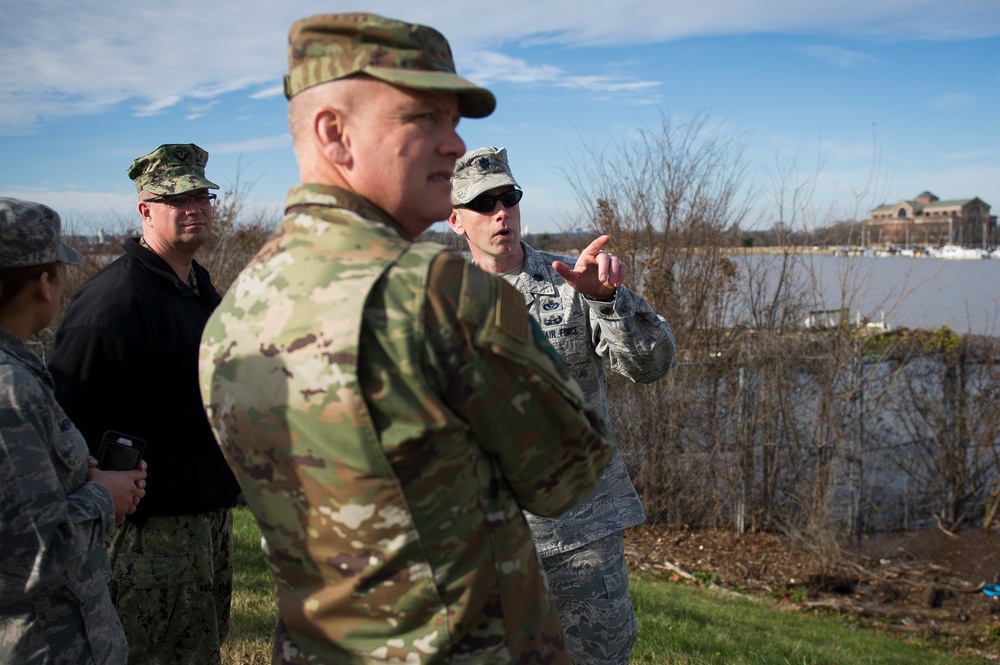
(451, 146), (520, 205)
(0, 197), (83, 270)
(284, 12), (496, 119)
(127, 143), (219, 196)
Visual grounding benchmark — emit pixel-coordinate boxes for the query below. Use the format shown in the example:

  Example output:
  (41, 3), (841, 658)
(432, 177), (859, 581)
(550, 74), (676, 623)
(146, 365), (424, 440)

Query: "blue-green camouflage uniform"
(505, 242), (676, 665)
(199, 184), (615, 664)
(0, 326), (126, 665)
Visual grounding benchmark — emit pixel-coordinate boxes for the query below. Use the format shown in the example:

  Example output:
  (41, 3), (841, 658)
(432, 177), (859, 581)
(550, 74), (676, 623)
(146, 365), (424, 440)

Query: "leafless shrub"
(567, 109), (1000, 539)
(201, 166), (279, 294)
(610, 326), (1000, 538)
(563, 110), (754, 352)
(878, 332), (1000, 531)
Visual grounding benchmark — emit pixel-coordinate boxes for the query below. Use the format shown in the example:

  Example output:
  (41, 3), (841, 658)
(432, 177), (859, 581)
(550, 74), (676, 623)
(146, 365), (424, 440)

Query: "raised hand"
(551, 234), (626, 300)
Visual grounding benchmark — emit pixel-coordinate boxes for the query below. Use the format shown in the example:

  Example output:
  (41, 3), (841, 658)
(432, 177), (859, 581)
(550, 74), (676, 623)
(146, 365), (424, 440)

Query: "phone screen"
(97, 431), (145, 471)
(100, 442), (141, 471)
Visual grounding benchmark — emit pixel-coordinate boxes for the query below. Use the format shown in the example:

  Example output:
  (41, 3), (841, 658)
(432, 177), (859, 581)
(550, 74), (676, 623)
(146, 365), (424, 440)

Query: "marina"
(737, 252), (1000, 335)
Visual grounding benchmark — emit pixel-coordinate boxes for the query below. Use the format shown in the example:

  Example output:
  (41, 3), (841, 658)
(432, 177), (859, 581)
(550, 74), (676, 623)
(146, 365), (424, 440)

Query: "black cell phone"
(95, 430), (146, 471)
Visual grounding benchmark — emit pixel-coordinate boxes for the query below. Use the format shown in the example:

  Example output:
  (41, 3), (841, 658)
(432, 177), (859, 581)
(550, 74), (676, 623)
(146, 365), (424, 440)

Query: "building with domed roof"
(863, 191), (995, 247)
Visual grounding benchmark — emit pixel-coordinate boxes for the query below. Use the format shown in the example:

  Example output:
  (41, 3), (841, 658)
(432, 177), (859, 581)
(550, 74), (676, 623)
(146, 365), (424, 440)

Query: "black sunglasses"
(455, 189), (523, 214)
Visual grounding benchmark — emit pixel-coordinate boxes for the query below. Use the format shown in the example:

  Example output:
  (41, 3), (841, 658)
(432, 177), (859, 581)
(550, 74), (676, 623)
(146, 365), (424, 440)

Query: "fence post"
(736, 363), (755, 533)
(849, 338), (865, 543)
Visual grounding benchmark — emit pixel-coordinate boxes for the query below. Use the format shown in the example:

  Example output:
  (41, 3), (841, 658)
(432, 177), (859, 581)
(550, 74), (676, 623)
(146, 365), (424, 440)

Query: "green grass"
(223, 507), (276, 665)
(223, 508), (993, 664)
(630, 572), (991, 664)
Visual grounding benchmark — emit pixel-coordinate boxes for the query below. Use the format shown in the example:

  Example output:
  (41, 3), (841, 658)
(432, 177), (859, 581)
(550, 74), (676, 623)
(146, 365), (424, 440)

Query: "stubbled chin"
(179, 227), (210, 241)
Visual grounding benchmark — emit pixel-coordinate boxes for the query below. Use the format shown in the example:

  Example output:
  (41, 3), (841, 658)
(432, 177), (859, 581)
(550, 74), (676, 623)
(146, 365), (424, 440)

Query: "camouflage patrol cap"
(284, 12), (496, 119)
(451, 146), (520, 205)
(0, 197), (83, 270)
(127, 143), (220, 196)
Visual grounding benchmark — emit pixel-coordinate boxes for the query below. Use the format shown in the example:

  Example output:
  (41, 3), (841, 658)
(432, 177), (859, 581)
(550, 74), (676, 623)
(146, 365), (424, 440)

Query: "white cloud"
(893, 161), (1000, 203)
(562, 75), (660, 93)
(0, 1), (289, 133)
(436, 0), (1000, 46)
(209, 135), (291, 155)
(2, 0), (997, 135)
(133, 95), (182, 117)
(464, 51), (661, 100)
(187, 100), (220, 115)
(403, 0), (1000, 48)
(796, 45), (880, 68)
(250, 86), (285, 100)
(463, 52), (566, 85)
(928, 93), (975, 111)
(942, 148), (995, 161)
(0, 187), (137, 231)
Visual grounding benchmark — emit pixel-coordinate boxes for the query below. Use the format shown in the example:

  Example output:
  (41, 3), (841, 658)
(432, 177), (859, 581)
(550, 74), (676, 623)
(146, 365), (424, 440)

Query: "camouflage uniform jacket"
(0, 327), (126, 664)
(512, 243), (676, 557)
(199, 184), (615, 664)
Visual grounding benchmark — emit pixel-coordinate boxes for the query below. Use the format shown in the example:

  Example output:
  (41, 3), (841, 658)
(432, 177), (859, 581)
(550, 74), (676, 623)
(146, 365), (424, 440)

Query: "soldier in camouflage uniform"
(49, 147), (241, 665)
(198, 13), (615, 664)
(0, 197), (147, 664)
(448, 147), (677, 664)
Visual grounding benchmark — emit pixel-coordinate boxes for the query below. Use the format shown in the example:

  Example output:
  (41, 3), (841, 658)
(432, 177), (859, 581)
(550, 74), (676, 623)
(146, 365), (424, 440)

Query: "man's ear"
(137, 197), (153, 226)
(35, 271), (55, 304)
(315, 107), (351, 166)
(446, 210), (466, 236)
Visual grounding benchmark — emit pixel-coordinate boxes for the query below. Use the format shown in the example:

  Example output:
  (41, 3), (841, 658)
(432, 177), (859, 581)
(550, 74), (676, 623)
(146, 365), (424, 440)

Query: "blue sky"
(1, 0), (998, 236)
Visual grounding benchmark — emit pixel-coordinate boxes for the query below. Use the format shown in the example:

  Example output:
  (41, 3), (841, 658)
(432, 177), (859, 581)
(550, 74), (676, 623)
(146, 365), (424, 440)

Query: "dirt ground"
(625, 524), (1000, 659)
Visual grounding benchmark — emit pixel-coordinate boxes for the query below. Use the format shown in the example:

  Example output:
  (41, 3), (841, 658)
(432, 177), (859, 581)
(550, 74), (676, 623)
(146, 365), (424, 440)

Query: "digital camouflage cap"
(451, 146), (520, 205)
(284, 12), (496, 119)
(127, 143), (220, 196)
(0, 197), (83, 270)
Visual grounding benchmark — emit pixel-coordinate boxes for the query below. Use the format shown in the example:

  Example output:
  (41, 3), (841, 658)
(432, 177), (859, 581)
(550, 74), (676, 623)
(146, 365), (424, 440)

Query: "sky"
(1, 0), (999, 237)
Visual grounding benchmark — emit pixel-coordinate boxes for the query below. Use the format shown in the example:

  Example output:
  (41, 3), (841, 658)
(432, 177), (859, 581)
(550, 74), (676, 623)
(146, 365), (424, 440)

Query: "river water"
(746, 253), (1000, 336)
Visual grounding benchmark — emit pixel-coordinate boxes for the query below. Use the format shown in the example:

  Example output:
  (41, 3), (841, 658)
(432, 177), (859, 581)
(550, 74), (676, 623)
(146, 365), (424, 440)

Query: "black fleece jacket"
(49, 238), (240, 518)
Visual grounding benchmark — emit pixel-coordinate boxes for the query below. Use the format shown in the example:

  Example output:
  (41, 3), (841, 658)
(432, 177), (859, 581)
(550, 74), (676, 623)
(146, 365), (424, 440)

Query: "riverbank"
(625, 524), (1000, 658)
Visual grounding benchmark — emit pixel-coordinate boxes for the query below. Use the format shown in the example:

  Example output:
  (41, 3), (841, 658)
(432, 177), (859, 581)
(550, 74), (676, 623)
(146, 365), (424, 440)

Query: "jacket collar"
(122, 239), (219, 308)
(284, 183), (411, 240)
(514, 242), (558, 298)
(123, 237), (199, 293)
(0, 325), (50, 386)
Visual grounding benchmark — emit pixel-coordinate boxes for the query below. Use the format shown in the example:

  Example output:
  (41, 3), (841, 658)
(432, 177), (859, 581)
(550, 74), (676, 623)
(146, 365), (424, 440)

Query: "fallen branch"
(656, 561), (752, 599)
(838, 559), (983, 594)
(800, 599), (954, 621)
(932, 514), (961, 540)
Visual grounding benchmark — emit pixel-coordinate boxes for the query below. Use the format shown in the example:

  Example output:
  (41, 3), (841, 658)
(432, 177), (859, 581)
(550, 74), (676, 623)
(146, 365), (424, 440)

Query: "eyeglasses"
(454, 189), (523, 214)
(142, 192), (217, 208)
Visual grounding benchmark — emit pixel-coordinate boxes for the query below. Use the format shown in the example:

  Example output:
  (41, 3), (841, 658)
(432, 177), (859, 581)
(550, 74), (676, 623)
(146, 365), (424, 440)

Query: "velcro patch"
(457, 262), (488, 325)
(496, 281), (528, 343)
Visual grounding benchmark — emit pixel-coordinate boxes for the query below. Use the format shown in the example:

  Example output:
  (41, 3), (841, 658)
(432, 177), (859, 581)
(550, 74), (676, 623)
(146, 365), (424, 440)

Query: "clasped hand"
(87, 457), (148, 524)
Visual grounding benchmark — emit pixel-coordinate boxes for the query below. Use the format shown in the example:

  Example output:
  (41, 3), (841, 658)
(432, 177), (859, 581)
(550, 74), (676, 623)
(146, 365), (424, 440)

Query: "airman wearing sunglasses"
(449, 146), (677, 665)
(49, 144), (241, 665)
